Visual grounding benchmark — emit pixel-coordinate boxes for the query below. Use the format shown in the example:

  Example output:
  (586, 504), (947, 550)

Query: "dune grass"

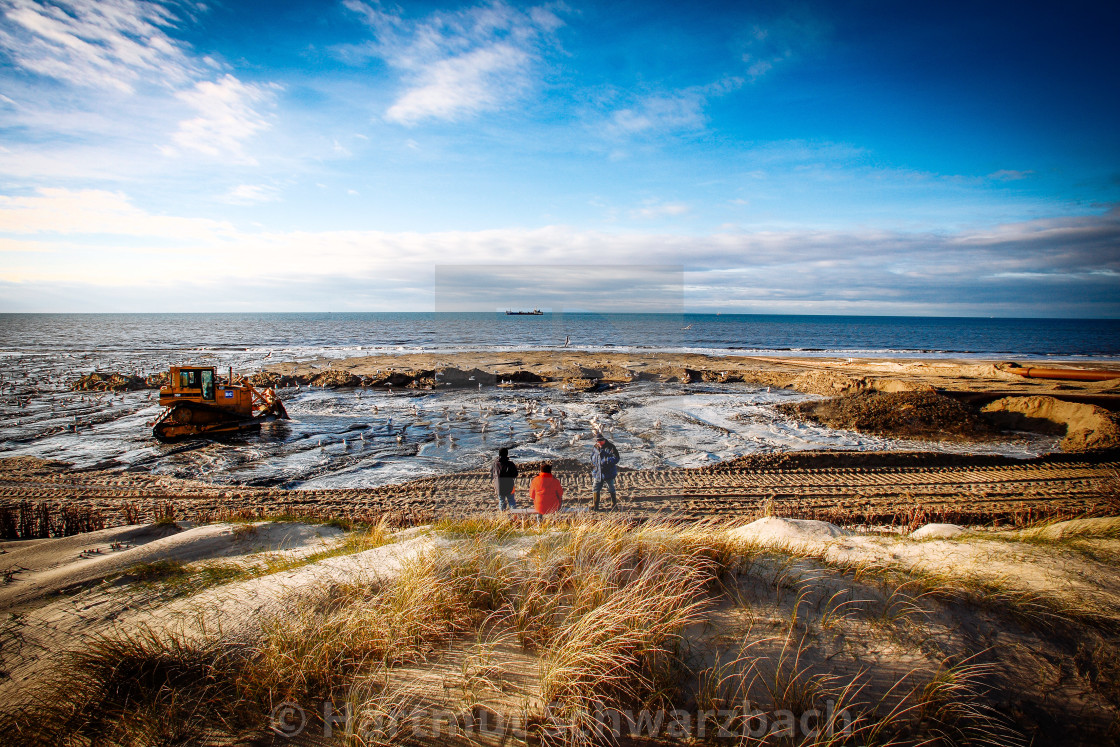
(721, 525), (1120, 636)
(5, 515), (1113, 745)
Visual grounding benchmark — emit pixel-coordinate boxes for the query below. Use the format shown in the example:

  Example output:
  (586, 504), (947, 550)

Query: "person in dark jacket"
(590, 433), (620, 510)
(490, 447), (518, 510)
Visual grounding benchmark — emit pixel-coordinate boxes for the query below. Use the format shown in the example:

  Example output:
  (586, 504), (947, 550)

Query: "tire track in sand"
(1, 454), (1116, 523)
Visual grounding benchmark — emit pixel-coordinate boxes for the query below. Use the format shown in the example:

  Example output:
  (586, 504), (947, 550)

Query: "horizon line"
(0, 311), (1118, 321)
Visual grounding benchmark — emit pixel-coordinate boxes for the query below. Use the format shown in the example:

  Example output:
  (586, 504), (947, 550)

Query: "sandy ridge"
(260, 351), (1120, 398)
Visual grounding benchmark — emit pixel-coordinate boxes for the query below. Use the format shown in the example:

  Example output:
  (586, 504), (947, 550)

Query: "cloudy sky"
(0, 0), (1116, 316)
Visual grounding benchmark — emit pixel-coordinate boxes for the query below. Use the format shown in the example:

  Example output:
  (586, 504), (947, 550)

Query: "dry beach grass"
(1, 514), (1118, 745)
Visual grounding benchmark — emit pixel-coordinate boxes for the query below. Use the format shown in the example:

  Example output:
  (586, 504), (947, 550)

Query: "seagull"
(396, 432), (404, 444)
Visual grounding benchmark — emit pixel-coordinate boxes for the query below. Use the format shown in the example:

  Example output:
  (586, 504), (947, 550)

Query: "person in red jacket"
(529, 463), (564, 515)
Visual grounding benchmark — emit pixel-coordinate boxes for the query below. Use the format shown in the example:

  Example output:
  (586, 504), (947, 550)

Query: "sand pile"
(788, 369), (863, 394)
(308, 369), (362, 388)
(245, 371), (295, 388)
(982, 395), (1120, 452)
(909, 522), (966, 539)
(783, 390), (995, 442)
(70, 372), (160, 392)
(783, 388), (1120, 452)
(436, 367), (496, 386)
(728, 516), (851, 544)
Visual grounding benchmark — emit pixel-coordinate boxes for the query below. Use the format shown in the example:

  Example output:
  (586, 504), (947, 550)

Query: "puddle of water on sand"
(0, 358), (1060, 489)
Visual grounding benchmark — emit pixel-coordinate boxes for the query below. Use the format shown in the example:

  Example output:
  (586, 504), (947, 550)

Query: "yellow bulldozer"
(152, 366), (289, 441)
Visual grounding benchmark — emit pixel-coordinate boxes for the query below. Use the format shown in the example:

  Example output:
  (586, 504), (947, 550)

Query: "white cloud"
(386, 42), (531, 124)
(988, 169), (1034, 182)
(162, 74), (275, 162)
(0, 188), (236, 239)
(221, 184), (280, 205)
(0, 236), (54, 252)
(0, 1), (277, 165)
(0, 0), (196, 92)
(629, 202), (690, 220)
(1, 188), (1116, 315)
(739, 12), (825, 82)
(609, 93), (707, 136)
(593, 12), (822, 142)
(345, 0), (565, 125)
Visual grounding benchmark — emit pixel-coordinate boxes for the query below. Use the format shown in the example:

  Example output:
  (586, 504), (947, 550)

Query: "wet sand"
(4, 353), (1120, 528)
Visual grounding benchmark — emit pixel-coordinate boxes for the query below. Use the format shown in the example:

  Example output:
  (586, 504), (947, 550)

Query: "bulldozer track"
(2, 454), (1117, 523)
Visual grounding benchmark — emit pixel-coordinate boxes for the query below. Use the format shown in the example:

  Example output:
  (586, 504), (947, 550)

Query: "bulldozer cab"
(175, 367), (215, 400)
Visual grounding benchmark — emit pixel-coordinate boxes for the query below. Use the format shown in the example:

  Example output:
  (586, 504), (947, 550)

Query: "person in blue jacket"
(590, 433), (621, 510)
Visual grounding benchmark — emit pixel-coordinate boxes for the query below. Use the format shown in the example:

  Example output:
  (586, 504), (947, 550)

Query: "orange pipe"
(1008, 367), (1120, 381)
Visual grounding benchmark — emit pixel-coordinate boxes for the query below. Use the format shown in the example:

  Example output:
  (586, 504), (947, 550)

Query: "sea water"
(2, 312), (1118, 359)
(1, 312), (1113, 488)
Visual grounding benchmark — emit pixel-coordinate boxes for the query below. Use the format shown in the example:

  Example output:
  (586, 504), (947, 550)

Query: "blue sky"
(0, 0), (1117, 315)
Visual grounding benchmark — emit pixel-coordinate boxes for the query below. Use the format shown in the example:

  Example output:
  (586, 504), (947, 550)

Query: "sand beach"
(3, 352), (1119, 745)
